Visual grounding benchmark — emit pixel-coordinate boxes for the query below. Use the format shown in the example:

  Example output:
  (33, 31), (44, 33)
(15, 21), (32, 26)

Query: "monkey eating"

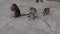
(27, 7), (38, 20)
(10, 3), (21, 18)
(43, 7), (50, 16)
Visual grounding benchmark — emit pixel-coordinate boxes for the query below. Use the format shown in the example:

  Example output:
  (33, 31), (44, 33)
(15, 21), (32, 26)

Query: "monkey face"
(11, 3), (17, 11)
(11, 5), (15, 11)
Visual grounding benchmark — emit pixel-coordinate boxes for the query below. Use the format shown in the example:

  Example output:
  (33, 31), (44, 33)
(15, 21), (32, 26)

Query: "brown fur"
(28, 7), (38, 20)
(43, 8), (50, 16)
(10, 3), (21, 18)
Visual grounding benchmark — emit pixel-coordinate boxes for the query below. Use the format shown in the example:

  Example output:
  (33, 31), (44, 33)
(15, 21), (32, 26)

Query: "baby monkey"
(10, 3), (21, 18)
(28, 7), (38, 20)
(43, 7), (50, 16)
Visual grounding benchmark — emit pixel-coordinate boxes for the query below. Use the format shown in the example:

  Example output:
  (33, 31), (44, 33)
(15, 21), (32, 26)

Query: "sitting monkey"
(10, 3), (21, 18)
(27, 7), (38, 20)
(43, 7), (50, 16)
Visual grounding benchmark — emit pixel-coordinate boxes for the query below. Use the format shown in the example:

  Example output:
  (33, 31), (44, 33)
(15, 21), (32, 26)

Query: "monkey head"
(11, 3), (17, 11)
(30, 7), (37, 13)
(30, 7), (34, 11)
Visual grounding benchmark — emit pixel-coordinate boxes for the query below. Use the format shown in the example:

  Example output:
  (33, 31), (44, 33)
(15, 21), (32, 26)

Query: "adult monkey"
(27, 7), (38, 20)
(10, 3), (21, 18)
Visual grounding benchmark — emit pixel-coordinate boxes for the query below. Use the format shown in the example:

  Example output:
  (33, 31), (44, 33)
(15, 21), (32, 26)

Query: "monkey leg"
(13, 12), (21, 18)
(43, 11), (50, 16)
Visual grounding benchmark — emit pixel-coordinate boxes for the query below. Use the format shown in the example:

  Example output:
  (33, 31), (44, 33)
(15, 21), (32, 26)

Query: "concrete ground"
(0, 0), (60, 34)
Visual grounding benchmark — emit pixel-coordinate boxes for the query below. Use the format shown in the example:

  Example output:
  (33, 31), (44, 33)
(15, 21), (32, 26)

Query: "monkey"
(10, 3), (21, 18)
(27, 7), (38, 20)
(43, 7), (50, 16)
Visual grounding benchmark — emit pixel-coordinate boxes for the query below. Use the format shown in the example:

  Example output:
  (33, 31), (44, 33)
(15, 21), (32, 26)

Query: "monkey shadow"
(13, 14), (29, 18)
(21, 14), (29, 16)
